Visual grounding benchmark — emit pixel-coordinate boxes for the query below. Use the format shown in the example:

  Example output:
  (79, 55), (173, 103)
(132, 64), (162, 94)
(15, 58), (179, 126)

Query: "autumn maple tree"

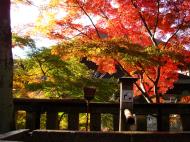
(34, 0), (190, 103)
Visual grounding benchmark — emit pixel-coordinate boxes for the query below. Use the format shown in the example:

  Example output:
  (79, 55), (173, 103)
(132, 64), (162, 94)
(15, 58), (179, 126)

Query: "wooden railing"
(13, 98), (190, 131)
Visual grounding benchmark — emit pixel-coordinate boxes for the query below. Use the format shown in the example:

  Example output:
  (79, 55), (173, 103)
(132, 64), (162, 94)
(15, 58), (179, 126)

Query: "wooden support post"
(26, 111), (41, 130)
(90, 113), (101, 131)
(157, 110), (169, 131)
(46, 111), (58, 129)
(113, 113), (119, 131)
(136, 115), (147, 131)
(161, 114), (170, 131)
(68, 112), (79, 130)
(181, 114), (190, 131)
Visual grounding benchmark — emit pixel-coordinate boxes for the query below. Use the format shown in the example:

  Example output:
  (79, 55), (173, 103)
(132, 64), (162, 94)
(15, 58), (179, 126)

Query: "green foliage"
(101, 114), (113, 131)
(12, 34), (119, 101)
(15, 111), (26, 129)
(58, 112), (68, 129)
(13, 46), (118, 101)
(12, 33), (36, 48)
(53, 37), (168, 69)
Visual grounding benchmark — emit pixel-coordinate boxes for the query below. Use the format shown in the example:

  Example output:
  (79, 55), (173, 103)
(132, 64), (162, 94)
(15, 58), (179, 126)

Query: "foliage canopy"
(13, 0), (190, 103)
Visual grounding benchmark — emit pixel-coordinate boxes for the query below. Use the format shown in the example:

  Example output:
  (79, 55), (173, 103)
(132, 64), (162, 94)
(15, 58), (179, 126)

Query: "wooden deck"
(2, 129), (190, 142)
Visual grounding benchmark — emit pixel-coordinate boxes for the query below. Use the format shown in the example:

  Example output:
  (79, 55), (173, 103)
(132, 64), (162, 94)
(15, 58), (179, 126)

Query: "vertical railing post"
(26, 111), (41, 130)
(181, 114), (190, 131)
(90, 112), (101, 131)
(113, 112), (119, 131)
(136, 115), (147, 131)
(68, 112), (79, 130)
(119, 77), (137, 131)
(157, 109), (169, 131)
(46, 111), (58, 129)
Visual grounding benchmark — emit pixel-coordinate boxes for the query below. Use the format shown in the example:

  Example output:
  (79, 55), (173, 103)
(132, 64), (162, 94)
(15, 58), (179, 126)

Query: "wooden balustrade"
(13, 98), (190, 131)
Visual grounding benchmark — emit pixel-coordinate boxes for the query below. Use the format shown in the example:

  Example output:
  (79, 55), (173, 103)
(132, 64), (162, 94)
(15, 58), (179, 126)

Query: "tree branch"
(70, 25), (92, 39)
(135, 81), (153, 103)
(99, 8), (109, 20)
(131, 0), (158, 47)
(153, 0), (160, 37)
(154, 65), (161, 103)
(75, 0), (101, 38)
(164, 15), (186, 48)
(137, 62), (155, 83)
(98, 8), (124, 37)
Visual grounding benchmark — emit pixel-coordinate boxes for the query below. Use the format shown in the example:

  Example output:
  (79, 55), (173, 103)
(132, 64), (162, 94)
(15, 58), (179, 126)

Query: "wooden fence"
(13, 98), (190, 131)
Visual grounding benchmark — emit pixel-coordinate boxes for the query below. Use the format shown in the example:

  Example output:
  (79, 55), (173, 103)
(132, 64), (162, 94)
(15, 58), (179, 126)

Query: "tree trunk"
(0, 0), (14, 133)
(154, 66), (161, 103)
